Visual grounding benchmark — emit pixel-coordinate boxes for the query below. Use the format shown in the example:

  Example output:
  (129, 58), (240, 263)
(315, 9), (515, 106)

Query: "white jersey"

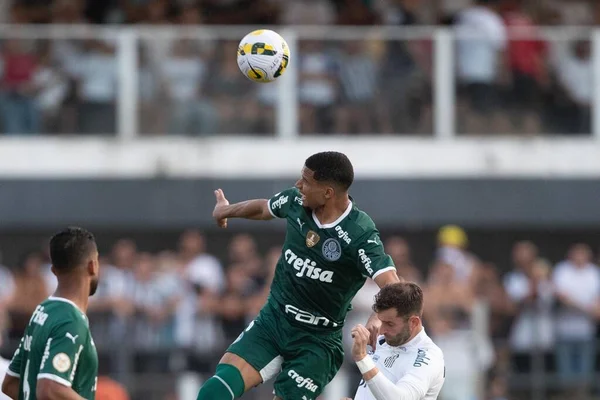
(0, 356), (11, 400)
(354, 329), (445, 400)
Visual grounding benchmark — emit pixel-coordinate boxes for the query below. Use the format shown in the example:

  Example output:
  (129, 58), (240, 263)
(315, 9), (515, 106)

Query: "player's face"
(295, 166), (329, 210)
(378, 308), (417, 347)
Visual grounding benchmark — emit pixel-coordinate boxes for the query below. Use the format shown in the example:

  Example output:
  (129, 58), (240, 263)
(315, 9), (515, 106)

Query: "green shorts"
(227, 301), (344, 400)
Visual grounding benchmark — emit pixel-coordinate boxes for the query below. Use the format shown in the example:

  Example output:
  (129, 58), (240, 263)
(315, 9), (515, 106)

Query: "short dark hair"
(49, 227), (97, 272)
(305, 151), (354, 191)
(373, 282), (424, 318)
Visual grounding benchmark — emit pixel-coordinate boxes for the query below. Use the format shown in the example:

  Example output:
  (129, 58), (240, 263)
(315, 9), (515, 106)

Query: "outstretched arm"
(212, 189), (274, 228)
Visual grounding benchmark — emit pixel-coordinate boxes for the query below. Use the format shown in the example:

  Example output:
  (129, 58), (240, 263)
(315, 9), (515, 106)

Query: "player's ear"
(87, 259), (97, 277)
(324, 186), (334, 199)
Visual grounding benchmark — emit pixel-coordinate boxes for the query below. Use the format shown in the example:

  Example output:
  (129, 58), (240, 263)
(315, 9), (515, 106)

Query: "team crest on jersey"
(322, 238), (342, 261)
(52, 353), (71, 373)
(384, 354), (400, 368)
(306, 231), (320, 247)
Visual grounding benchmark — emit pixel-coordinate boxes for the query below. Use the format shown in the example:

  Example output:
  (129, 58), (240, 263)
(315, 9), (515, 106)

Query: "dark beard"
(89, 278), (99, 296)
(385, 325), (411, 347)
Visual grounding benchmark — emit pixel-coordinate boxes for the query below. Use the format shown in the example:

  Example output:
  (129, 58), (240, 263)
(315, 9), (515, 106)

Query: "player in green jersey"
(197, 151), (401, 400)
(2, 227), (100, 400)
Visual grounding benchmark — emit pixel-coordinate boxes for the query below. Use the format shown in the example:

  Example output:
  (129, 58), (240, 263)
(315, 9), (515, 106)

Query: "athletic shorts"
(227, 301), (344, 400)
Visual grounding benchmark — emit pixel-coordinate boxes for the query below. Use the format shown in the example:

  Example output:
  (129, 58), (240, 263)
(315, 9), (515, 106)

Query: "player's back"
(354, 330), (445, 400)
(8, 297), (98, 400)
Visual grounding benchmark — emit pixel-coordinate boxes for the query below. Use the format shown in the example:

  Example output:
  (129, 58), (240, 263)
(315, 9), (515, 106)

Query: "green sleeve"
(37, 320), (89, 388)
(354, 231), (396, 279)
(7, 336), (24, 377)
(267, 187), (302, 219)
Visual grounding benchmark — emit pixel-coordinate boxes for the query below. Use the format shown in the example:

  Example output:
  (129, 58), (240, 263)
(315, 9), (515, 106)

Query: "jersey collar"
(311, 200), (353, 229)
(48, 296), (88, 320)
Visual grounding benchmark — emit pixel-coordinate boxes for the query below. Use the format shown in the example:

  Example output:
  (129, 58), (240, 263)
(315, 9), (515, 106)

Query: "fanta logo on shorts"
(288, 370), (319, 393)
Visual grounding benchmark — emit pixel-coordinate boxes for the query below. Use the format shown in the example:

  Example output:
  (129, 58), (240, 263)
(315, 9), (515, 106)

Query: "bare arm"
(374, 270), (401, 288)
(212, 189), (273, 228)
(364, 270), (402, 348)
(218, 199), (273, 220)
(1, 374), (19, 399)
(37, 378), (87, 400)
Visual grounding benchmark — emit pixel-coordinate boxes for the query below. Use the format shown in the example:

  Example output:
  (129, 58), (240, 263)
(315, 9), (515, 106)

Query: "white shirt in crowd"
(553, 261), (600, 340)
(354, 328), (445, 400)
(455, 6), (507, 83)
(555, 49), (592, 105)
(504, 271), (555, 351)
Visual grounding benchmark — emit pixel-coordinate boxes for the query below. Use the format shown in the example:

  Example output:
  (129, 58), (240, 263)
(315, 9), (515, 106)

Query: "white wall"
(2, 136), (600, 178)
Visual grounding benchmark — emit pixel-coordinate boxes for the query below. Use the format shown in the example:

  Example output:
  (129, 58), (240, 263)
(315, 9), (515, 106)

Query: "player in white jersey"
(346, 282), (445, 400)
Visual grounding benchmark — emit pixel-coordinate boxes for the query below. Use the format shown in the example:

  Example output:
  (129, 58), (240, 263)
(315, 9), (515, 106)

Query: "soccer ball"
(237, 29), (290, 83)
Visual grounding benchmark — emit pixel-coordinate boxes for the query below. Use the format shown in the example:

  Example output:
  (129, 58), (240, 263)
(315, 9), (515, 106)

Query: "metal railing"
(0, 24), (597, 139)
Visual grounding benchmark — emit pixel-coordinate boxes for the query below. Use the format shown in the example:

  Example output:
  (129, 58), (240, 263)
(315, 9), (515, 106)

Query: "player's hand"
(351, 324), (370, 362)
(365, 313), (381, 350)
(213, 188), (230, 228)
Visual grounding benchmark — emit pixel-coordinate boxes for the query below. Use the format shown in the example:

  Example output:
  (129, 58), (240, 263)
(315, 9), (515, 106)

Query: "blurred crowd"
(1, 227), (600, 400)
(0, 0), (597, 136)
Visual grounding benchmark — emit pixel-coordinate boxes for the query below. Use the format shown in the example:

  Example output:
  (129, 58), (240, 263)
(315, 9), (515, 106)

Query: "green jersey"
(267, 187), (395, 331)
(7, 297), (98, 400)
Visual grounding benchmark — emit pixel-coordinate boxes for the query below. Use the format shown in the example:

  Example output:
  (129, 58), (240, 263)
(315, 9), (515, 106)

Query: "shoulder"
(346, 207), (378, 242)
(269, 187), (303, 207)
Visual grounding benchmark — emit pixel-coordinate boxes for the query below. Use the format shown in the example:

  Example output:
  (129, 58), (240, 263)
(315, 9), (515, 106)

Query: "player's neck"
(405, 324), (424, 344)
(314, 196), (351, 226)
(54, 281), (90, 314)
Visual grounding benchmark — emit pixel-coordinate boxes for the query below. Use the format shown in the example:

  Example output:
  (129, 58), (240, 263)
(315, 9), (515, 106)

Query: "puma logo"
(65, 333), (78, 344)
(367, 239), (378, 245)
(297, 218), (305, 230)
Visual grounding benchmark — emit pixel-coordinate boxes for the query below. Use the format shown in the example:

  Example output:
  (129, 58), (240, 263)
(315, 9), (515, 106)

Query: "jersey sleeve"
(7, 336), (24, 377)
(355, 231), (396, 280)
(267, 187), (302, 219)
(365, 349), (445, 400)
(37, 319), (89, 388)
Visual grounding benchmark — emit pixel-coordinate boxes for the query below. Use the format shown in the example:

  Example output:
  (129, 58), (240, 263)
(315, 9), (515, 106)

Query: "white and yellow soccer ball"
(237, 29), (290, 83)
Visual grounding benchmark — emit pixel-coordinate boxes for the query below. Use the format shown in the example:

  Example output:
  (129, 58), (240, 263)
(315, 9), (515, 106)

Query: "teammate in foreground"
(197, 151), (401, 400)
(1, 227), (100, 400)
(348, 282), (445, 400)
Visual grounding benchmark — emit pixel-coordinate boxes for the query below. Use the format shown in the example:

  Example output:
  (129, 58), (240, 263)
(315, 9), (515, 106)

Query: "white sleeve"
(366, 370), (427, 400)
(365, 353), (443, 400)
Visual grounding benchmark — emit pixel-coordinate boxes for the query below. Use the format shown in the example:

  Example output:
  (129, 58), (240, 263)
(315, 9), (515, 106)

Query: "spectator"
(552, 243), (600, 397)
(333, 41), (379, 134)
(206, 41), (263, 134)
(504, 243), (555, 374)
(0, 262), (14, 353)
(6, 251), (51, 340)
(159, 39), (216, 135)
(295, 40), (337, 134)
(385, 236), (422, 283)
(175, 230), (224, 371)
(455, 0), (508, 134)
(436, 224), (478, 285)
(129, 253), (180, 352)
(424, 260), (493, 400)
(0, 39), (41, 134)
(552, 40), (592, 134)
(501, 0), (548, 134)
(71, 39), (118, 134)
